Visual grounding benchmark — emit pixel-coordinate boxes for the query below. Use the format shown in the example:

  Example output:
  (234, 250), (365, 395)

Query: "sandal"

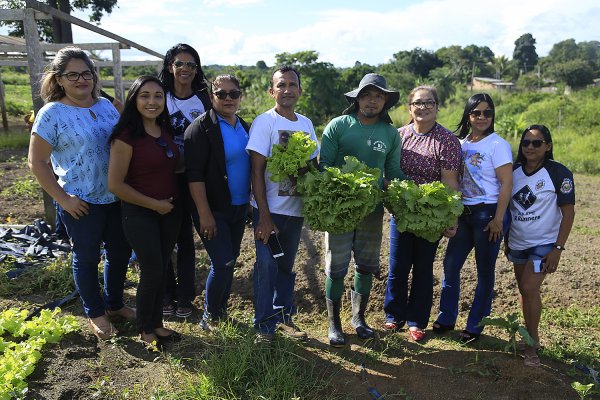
(139, 333), (162, 352)
(524, 351), (541, 367)
(88, 315), (118, 340)
(408, 328), (426, 342)
(162, 304), (175, 317)
(383, 320), (405, 332)
(175, 307), (193, 318)
(156, 330), (183, 343)
(106, 305), (136, 321)
(432, 321), (455, 334)
(459, 330), (480, 344)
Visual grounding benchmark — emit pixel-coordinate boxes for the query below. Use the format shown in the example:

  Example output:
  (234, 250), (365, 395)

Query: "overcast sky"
(6, 0), (600, 67)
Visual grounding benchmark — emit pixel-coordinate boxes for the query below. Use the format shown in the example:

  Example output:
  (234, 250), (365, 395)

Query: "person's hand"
(60, 195), (89, 219)
(443, 225), (458, 238)
(199, 211), (217, 240)
(255, 216), (276, 244)
(154, 198), (174, 215)
(483, 217), (503, 242)
(542, 248), (562, 273)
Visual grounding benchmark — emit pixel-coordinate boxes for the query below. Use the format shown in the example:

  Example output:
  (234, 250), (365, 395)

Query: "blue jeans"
(192, 204), (248, 321)
(164, 175), (196, 308)
(252, 208), (303, 334)
(437, 203), (506, 334)
(58, 202), (131, 318)
(384, 217), (440, 329)
(122, 201), (181, 333)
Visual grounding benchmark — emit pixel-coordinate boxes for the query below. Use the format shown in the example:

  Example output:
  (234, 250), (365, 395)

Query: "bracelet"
(553, 244), (565, 251)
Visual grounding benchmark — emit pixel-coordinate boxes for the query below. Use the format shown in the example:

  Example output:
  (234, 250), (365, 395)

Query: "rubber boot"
(326, 298), (346, 347)
(350, 290), (374, 339)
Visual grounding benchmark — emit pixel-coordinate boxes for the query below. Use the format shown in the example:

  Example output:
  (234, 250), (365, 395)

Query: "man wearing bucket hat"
(319, 73), (405, 347)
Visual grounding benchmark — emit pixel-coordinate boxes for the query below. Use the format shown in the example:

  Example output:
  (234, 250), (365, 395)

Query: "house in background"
(470, 77), (515, 92)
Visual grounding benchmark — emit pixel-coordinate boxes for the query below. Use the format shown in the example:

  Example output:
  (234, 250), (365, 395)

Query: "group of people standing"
(27, 44), (575, 366)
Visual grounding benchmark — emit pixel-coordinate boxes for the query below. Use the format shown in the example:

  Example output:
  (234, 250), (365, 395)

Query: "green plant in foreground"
(0, 177), (41, 200)
(266, 131), (317, 183)
(571, 381), (595, 400)
(480, 313), (535, 357)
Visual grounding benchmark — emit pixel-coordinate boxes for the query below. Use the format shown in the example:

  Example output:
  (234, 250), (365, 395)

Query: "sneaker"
(254, 332), (274, 344)
(198, 317), (218, 332)
(277, 321), (308, 341)
(88, 315), (118, 340)
(176, 307), (193, 318)
(106, 305), (136, 321)
(162, 304), (175, 317)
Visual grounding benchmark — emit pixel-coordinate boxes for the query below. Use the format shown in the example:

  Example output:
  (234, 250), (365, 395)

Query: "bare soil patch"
(1, 146), (598, 399)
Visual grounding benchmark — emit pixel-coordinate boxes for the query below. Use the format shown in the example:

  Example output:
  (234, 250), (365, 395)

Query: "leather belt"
(463, 203), (486, 215)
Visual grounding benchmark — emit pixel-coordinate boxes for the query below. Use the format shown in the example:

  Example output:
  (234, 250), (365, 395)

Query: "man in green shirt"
(319, 73), (404, 347)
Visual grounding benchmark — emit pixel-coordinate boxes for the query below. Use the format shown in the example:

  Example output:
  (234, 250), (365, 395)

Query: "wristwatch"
(553, 244), (565, 251)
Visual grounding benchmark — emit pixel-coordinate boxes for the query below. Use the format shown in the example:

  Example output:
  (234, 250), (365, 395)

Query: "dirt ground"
(1, 145), (599, 399)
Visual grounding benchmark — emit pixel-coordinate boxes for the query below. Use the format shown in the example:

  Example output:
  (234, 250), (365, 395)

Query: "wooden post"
(0, 69), (9, 133)
(112, 43), (124, 102)
(23, 7), (55, 227)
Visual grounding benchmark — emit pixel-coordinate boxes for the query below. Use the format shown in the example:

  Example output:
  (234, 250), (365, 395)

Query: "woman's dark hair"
(158, 43), (209, 94)
(211, 74), (241, 93)
(110, 75), (173, 142)
(515, 124), (554, 164)
(455, 93), (495, 139)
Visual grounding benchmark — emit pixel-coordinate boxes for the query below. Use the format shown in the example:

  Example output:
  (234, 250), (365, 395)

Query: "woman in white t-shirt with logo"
(506, 124), (575, 366)
(434, 93), (513, 343)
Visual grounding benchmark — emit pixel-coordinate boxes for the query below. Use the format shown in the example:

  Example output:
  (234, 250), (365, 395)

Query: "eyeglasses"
(521, 139), (545, 148)
(409, 100), (436, 109)
(213, 90), (242, 100)
(155, 137), (174, 158)
(60, 71), (94, 81)
(469, 109), (494, 118)
(172, 60), (198, 69)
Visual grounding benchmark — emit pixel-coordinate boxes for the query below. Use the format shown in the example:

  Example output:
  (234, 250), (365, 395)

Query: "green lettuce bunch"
(266, 131), (317, 183)
(384, 180), (463, 242)
(297, 156), (381, 234)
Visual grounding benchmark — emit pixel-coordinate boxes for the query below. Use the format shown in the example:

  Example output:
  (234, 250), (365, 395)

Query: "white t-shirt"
(246, 108), (319, 217)
(459, 132), (512, 205)
(166, 92), (206, 152)
(508, 160), (575, 250)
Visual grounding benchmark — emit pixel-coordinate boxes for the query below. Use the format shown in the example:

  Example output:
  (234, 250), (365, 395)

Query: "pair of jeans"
(384, 217), (440, 329)
(58, 202), (131, 318)
(252, 208), (303, 334)
(437, 203), (505, 334)
(192, 204), (248, 321)
(121, 201), (181, 334)
(164, 175), (196, 309)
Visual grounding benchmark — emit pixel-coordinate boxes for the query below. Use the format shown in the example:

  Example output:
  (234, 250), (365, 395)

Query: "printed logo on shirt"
(170, 110), (190, 136)
(535, 179), (545, 191)
(189, 109), (203, 120)
(560, 178), (574, 194)
(513, 185), (537, 211)
(372, 140), (387, 153)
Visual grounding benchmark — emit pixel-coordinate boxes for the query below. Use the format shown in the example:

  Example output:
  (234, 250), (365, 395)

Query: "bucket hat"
(344, 73), (400, 110)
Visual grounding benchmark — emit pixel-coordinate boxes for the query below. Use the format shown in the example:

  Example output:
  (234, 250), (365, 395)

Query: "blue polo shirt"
(217, 114), (251, 205)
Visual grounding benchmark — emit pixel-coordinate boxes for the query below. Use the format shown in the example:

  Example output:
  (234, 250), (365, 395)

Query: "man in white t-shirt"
(246, 66), (320, 343)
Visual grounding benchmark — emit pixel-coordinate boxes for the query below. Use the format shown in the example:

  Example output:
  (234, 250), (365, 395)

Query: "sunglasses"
(521, 139), (546, 148)
(213, 90), (242, 100)
(61, 71), (94, 81)
(155, 137), (174, 158)
(469, 109), (494, 118)
(172, 60), (198, 69)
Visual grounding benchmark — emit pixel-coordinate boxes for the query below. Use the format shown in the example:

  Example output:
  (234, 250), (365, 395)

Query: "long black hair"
(454, 93), (495, 139)
(515, 124), (554, 165)
(109, 75), (173, 142)
(158, 43), (209, 94)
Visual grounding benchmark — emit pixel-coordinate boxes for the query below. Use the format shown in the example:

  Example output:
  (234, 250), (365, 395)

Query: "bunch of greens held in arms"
(266, 131), (317, 183)
(383, 179), (463, 243)
(297, 156), (381, 234)
(0, 308), (80, 399)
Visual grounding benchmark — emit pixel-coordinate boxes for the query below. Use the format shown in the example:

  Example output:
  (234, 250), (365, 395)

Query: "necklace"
(358, 119), (377, 146)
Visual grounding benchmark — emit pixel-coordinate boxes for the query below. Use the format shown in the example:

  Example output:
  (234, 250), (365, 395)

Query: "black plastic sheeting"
(0, 219), (71, 279)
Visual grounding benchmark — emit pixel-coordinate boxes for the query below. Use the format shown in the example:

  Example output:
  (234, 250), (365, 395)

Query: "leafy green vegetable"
(266, 131), (317, 183)
(297, 156), (381, 234)
(384, 180), (463, 242)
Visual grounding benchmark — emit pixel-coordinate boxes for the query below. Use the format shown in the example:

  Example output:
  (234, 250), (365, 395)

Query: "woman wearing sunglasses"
(158, 43), (212, 319)
(434, 93), (513, 343)
(506, 125), (575, 366)
(184, 74), (251, 331)
(108, 76), (182, 348)
(29, 46), (134, 341)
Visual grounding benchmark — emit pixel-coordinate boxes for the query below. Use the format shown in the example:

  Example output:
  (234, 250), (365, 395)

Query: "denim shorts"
(507, 244), (554, 264)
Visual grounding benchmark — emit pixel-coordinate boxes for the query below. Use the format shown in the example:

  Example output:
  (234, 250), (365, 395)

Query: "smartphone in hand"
(533, 259), (544, 273)
(268, 231), (284, 258)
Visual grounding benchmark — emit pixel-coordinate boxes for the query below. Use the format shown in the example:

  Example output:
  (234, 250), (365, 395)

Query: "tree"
(391, 47), (442, 78)
(0, 0), (118, 42)
(513, 33), (539, 73)
(547, 59), (595, 87)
